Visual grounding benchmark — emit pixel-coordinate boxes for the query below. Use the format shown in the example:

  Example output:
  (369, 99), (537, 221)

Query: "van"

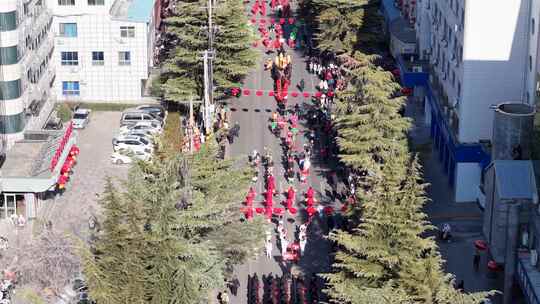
(120, 109), (163, 127)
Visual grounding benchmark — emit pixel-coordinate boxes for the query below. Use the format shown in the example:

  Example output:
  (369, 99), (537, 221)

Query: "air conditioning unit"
(531, 250), (538, 266)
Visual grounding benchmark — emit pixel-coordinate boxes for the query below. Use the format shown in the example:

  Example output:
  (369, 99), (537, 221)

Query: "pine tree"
(160, 0), (208, 103)
(214, 0), (259, 97)
(81, 179), (150, 303)
(333, 54), (411, 178)
(322, 158), (492, 304)
(159, 0), (258, 104)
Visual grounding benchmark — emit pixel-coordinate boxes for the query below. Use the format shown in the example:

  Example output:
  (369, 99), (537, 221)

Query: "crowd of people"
(246, 273), (321, 304)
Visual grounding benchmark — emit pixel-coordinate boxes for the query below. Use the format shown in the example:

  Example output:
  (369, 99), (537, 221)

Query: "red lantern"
(251, 18), (256, 23)
(279, 18), (285, 24)
(291, 92), (298, 97)
(243, 89), (251, 96)
(260, 18), (266, 24)
(288, 18), (294, 24)
(303, 92), (310, 98)
(268, 91), (274, 96)
(256, 90), (263, 96)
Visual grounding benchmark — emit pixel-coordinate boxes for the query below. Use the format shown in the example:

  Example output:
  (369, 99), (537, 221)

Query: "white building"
(47, 0), (158, 103)
(0, 0), (56, 146)
(383, 0), (540, 202)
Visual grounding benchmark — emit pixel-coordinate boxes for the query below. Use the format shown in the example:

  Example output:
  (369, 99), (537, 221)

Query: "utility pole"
(201, 0), (217, 135)
(202, 50), (214, 135)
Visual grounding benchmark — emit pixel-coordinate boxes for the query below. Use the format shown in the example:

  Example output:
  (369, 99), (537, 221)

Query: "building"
(381, 0), (540, 202)
(47, 0), (159, 103)
(0, 126), (77, 222)
(0, 0), (56, 147)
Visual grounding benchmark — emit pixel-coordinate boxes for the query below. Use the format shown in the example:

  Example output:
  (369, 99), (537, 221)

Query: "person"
(281, 237), (289, 256)
(299, 234), (307, 255)
(265, 240), (273, 258)
(218, 291), (230, 304)
(298, 79), (305, 92)
(473, 249), (481, 271)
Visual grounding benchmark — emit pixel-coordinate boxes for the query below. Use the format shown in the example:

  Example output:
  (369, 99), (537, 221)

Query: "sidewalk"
(405, 97), (504, 302)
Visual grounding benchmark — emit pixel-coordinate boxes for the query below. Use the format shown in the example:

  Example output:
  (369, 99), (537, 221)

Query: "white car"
(72, 109), (91, 129)
(112, 135), (153, 154)
(111, 150), (152, 165)
(119, 121), (162, 135)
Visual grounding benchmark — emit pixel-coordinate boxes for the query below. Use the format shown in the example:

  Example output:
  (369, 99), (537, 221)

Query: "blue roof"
(127, 0), (155, 23)
(492, 160), (537, 200)
(381, 0), (401, 22)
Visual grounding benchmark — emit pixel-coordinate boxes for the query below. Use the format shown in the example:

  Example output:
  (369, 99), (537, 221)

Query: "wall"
(0, 0), (24, 143)
(52, 14), (149, 102)
(459, 0), (530, 143)
(455, 162), (481, 202)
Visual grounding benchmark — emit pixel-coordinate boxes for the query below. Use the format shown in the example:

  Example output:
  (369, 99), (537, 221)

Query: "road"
(226, 2), (342, 303)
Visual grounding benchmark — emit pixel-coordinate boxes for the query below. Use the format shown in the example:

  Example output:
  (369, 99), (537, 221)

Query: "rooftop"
(1, 132), (64, 178)
(111, 0), (155, 22)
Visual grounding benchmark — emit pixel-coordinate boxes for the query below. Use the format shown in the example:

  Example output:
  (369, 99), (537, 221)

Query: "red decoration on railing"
(256, 90), (263, 96)
(50, 122), (73, 171)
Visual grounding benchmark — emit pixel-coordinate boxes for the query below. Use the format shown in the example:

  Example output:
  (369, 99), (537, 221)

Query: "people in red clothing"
(306, 186), (314, 199)
(287, 186), (295, 201)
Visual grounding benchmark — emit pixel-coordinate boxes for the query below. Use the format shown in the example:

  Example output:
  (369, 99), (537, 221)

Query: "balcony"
(397, 53), (430, 87)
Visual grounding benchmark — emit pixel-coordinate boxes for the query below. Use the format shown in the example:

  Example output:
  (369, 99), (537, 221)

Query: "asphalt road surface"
(226, 2), (343, 303)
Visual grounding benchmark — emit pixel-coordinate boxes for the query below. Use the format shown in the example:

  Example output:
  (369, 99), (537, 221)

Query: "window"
(88, 0), (104, 5)
(533, 18), (536, 35)
(0, 46), (18, 65)
(59, 23), (77, 37)
(92, 51), (104, 65)
(58, 0), (75, 5)
(118, 51), (131, 65)
(530, 55), (533, 71)
(120, 26), (135, 38)
(0, 11), (17, 32)
(61, 51), (78, 65)
(62, 81), (80, 96)
(457, 81), (461, 98)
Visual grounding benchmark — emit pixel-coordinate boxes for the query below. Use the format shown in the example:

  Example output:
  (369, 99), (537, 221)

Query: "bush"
(55, 103), (72, 122)
(160, 112), (183, 155)
(63, 102), (136, 112)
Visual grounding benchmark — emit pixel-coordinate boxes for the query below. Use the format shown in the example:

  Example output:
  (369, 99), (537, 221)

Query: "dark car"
(136, 104), (167, 121)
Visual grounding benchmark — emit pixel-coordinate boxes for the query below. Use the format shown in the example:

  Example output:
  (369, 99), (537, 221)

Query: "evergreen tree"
(322, 158), (492, 304)
(82, 140), (266, 303)
(333, 54), (411, 178)
(159, 0), (258, 104)
(214, 0), (259, 97)
(160, 0), (208, 103)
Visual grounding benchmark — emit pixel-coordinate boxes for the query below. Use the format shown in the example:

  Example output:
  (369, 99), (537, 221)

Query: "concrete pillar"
(504, 202), (521, 304)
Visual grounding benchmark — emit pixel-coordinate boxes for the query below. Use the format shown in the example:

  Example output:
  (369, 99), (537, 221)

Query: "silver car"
(72, 109), (91, 129)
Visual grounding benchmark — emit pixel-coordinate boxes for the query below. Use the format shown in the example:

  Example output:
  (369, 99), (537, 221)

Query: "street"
(226, 2), (342, 302)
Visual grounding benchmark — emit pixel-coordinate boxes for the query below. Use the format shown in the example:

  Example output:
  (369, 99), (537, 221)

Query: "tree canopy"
(82, 141), (266, 303)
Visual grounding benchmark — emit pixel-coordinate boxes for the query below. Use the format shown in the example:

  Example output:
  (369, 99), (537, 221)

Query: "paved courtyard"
(46, 111), (130, 236)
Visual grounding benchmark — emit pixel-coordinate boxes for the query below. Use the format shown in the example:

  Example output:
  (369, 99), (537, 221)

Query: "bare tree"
(15, 229), (80, 296)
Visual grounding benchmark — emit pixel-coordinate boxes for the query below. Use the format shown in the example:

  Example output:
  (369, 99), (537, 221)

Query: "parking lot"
(48, 111), (130, 234)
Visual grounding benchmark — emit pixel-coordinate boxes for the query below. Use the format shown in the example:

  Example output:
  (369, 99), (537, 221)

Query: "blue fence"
(517, 256), (540, 304)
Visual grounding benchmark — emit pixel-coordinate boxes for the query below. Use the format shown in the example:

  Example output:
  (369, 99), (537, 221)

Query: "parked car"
(126, 130), (157, 143)
(112, 135), (153, 153)
(136, 104), (167, 121)
(111, 150), (152, 165)
(120, 109), (163, 127)
(119, 121), (162, 135)
(72, 108), (91, 129)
